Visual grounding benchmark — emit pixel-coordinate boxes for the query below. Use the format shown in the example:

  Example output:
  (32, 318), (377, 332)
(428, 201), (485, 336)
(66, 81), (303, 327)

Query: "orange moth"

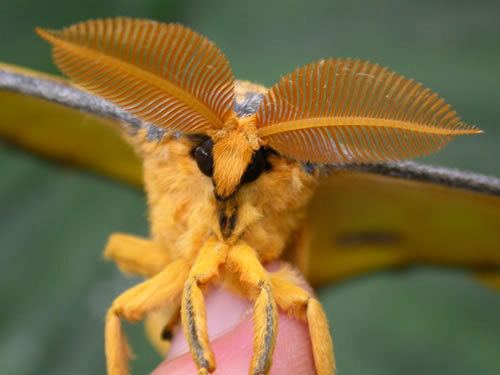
(2, 17), (499, 375)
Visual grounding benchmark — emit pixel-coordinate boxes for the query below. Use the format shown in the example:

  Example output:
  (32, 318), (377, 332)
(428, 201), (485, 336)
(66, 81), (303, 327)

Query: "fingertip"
(153, 311), (315, 375)
(152, 262), (316, 374)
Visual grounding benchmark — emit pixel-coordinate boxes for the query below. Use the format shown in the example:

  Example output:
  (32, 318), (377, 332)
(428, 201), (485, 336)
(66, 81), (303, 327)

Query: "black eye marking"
(191, 137), (214, 177)
(241, 148), (272, 185)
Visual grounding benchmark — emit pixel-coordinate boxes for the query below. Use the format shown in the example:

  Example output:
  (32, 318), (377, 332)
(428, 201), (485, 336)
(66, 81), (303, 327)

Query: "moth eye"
(241, 149), (269, 185)
(193, 138), (214, 177)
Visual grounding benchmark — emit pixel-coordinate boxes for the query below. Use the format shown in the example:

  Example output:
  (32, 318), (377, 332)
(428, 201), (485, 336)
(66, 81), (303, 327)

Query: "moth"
(2, 17), (500, 375)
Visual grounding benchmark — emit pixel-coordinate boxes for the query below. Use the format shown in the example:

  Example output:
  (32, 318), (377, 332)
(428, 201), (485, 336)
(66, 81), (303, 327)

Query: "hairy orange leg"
(226, 243), (279, 375)
(104, 233), (180, 358)
(181, 239), (229, 374)
(106, 258), (189, 375)
(104, 233), (170, 278)
(270, 267), (336, 375)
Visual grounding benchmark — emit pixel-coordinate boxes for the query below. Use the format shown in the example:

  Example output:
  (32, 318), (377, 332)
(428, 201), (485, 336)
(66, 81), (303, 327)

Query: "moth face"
(188, 128), (281, 240)
(191, 132), (270, 200)
(187, 129), (313, 241)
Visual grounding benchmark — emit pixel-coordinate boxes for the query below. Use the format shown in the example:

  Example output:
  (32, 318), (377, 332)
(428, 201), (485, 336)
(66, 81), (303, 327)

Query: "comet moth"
(0, 18), (499, 375)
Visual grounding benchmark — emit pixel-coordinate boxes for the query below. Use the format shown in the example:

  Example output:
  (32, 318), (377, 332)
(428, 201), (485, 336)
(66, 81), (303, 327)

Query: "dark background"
(0, 0), (499, 374)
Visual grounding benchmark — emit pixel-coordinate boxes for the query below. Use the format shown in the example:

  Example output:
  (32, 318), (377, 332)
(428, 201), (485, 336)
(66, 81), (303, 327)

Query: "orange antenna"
(256, 59), (481, 163)
(37, 18), (235, 133)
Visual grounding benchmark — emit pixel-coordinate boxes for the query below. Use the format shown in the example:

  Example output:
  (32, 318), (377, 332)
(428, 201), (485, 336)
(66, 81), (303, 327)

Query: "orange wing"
(307, 165), (500, 286)
(0, 63), (142, 186)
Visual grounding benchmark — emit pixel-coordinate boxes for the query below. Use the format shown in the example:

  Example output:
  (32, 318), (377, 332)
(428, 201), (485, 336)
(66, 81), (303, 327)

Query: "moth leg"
(226, 243), (278, 375)
(181, 239), (229, 374)
(270, 266), (336, 375)
(104, 233), (170, 277)
(144, 305), (180, 356)
(106, 258), (189, 375)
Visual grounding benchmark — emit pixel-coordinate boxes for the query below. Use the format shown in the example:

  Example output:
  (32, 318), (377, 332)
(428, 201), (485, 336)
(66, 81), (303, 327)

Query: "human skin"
(152, 263), (316, 374)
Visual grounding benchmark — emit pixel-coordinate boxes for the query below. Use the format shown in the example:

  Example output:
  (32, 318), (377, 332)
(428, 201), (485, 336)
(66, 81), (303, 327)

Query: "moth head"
(192, 114), (270, 200)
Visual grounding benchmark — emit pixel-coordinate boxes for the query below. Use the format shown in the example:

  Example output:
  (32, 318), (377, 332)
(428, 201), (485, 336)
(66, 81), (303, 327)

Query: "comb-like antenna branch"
(256, 59), (481, 164)
(37, 18), (235, 133)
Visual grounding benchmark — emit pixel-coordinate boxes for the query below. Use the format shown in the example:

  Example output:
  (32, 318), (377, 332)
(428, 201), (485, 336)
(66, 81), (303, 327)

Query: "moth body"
(35, 17), (481, 375)
(139, 107), (318, 266)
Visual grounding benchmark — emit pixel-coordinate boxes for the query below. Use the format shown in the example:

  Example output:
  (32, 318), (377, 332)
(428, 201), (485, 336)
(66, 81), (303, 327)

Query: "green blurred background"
(0, 0), (499, 374)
